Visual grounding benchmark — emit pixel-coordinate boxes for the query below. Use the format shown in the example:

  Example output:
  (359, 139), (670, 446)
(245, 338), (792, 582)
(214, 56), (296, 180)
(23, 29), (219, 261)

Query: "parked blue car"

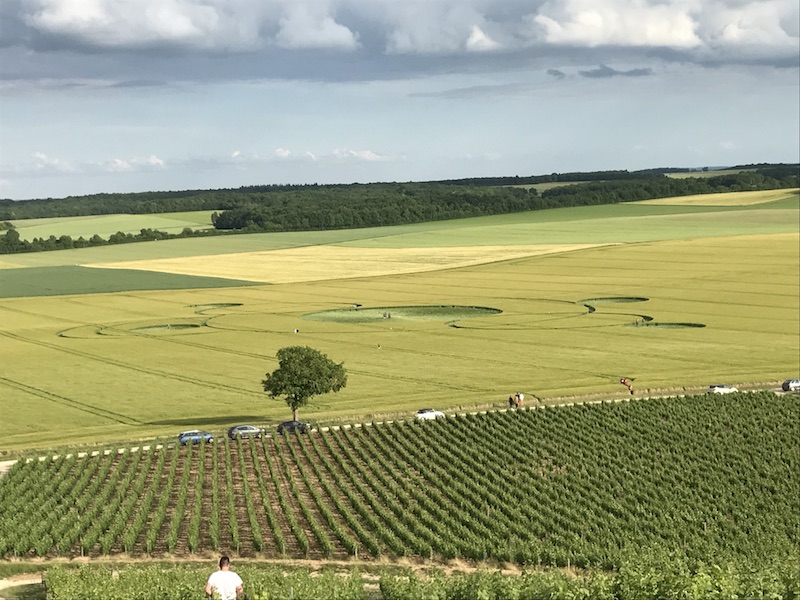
(178, 430), (214, 445)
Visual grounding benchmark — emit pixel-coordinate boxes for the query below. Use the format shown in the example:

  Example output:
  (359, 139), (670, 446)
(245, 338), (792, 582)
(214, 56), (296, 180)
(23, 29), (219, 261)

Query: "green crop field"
(8, 211), (215, 241)
(665, 168), (750, 179)
(0, 190), (798, 452)
(0, 266), (259, 298)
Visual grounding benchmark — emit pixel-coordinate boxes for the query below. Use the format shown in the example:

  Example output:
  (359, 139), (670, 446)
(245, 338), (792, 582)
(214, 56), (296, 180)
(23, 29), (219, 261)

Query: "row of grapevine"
(0, 392), (796, 575)
(41, 559), (800, 600)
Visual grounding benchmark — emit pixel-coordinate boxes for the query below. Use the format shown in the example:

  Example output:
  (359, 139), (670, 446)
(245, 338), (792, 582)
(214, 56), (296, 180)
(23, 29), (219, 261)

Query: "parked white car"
(415, 408), (445, 420)
(782, 379), (800, 392)
(707, 384), (738, 395)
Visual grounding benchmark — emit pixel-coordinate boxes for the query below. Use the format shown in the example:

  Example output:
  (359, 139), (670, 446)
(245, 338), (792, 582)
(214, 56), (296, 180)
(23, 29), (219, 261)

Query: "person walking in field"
(620, 378), (634, 395)
(206, 555), (244, 600)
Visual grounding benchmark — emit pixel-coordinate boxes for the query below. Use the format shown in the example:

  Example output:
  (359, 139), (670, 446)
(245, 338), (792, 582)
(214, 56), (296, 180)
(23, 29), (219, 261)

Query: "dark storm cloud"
(0, 0), (797, 87)
(578, 64), (653, 79)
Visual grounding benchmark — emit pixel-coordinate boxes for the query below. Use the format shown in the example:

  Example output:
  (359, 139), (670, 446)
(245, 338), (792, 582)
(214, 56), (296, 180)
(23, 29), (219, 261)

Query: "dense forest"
(0, 165), (797, 255)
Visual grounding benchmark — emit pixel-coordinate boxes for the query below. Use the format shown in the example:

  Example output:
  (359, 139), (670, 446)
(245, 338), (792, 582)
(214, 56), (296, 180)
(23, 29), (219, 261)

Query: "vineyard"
(39, 560), (800, 600)
(1, 392), (798, 573)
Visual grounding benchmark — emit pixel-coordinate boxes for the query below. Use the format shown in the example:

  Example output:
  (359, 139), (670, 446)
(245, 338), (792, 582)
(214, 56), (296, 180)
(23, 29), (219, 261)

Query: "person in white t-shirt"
(205, 555), (244, 600)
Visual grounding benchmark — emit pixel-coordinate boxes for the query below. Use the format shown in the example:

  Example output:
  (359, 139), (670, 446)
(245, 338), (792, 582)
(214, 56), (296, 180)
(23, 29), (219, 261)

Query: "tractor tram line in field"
(0, 301), (91, 327)
(0, 330), (265, 400)
(0, 375), (140, 425)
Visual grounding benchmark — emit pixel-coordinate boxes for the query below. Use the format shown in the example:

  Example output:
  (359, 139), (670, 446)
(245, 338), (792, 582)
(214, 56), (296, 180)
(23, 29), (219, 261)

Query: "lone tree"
(262, 346), (347, 421)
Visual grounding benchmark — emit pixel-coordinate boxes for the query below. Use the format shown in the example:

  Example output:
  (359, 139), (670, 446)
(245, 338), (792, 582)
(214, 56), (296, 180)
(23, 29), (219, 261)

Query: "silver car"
(227, 424), (265, 439)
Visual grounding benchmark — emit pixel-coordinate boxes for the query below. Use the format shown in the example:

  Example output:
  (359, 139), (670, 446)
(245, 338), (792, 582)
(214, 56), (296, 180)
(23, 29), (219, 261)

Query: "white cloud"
(107, 158), (132, 172)
(523, 0), (799, 60)
(273, 147), (385, 161)
(698, 0), (799, 48)
(24, 0), (263, 49)
(529, 0), (701, 48)
(383, 3), (502, 54)
(103, 154), (164, 172)
(0, 152), (164, 178)
(332, 148), (387, 161)
(466, 25), (499, 51)
(275, 4), (358, 50)
(231, 150), (241, 158)
(8, 0), (798, 66)
(33, 151), (75, 173)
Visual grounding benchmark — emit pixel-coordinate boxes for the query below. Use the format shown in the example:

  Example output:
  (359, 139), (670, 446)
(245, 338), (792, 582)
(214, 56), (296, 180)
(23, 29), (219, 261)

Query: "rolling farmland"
(0, 190), (798, 452)
(7, 211), (215, 242)
(0, 188), (799, 598)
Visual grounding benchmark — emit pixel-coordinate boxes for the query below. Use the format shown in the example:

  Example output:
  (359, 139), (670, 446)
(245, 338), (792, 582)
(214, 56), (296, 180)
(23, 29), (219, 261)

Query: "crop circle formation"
(130, 323), (203, 332)
(303, 305), (503, 323)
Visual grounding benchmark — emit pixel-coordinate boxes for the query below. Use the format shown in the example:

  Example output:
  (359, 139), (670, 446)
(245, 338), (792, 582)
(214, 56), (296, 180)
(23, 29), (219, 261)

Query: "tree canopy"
(262, 346), (347, 421)
(2, 165), (797, 255)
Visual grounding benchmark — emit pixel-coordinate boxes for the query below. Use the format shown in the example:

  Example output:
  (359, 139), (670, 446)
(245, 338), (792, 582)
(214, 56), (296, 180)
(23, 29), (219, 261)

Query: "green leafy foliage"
(263, 346), (347, 420)
(40, 561), (799, 599)
(1, 393), (796, 592)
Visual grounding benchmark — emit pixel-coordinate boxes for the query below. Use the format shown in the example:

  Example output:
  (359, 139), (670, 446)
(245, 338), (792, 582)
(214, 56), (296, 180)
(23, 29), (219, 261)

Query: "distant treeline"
(428, 163), (800, 186)
(0, 165), (797, 255)
(210, 184), (540, 231)
(209, 167), (798, 231)
(0, 226), (220, 254)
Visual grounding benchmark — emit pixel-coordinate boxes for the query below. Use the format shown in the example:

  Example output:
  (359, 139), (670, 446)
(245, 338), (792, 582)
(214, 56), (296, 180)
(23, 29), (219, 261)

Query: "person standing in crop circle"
(206, 555), (244, 600)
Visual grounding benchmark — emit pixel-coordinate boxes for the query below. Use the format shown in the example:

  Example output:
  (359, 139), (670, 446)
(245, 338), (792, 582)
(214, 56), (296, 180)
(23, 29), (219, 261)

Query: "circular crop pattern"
(304, 305), (502, 323)
(189, 303), (243, 308)
(581, 296), (649, 303)
(130, 323), (203, 333)
(189, 303), (243, 314)
(627, 322), (706, 329)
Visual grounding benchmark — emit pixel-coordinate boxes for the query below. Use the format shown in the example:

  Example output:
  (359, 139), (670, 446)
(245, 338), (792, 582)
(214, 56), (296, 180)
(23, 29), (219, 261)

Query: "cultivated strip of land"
(86, 244), (607, 284)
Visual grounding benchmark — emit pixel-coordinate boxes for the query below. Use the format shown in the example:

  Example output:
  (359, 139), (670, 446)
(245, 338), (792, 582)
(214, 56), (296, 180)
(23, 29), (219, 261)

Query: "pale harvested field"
(639, 188), (799, 206)
(88, 243), (608, 284)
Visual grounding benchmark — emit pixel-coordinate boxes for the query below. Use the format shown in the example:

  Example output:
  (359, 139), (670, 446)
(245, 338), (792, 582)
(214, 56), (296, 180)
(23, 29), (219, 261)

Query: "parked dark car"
(277, 420), (310, 434)
(227, 424), (265, 439)
(178, 430), (214, 445)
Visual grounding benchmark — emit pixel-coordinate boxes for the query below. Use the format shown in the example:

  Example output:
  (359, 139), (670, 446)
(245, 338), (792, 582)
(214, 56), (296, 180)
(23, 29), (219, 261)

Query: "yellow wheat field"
(639, 188), (799, 206)
(88, 243), (608, 284)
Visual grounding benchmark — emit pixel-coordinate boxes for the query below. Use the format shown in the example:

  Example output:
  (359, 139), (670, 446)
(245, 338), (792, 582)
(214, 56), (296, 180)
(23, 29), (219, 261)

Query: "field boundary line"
(0, 330), (264, 398)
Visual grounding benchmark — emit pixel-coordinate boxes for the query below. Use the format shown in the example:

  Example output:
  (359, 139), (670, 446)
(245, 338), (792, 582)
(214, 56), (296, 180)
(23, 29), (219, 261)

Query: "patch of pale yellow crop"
(0, 260), (24, 269)
(638, 188), (799, 206)
(87, 243), (607, 284)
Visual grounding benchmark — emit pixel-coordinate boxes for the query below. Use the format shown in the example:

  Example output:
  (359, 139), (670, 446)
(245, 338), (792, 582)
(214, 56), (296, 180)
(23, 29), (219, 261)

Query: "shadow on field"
(147, 416), (270, 427)
(2, 583), (45, 600)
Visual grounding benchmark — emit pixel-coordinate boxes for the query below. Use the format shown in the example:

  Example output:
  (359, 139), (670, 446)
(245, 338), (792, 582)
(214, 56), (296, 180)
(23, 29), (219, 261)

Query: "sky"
(0, 0), (798, 200)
